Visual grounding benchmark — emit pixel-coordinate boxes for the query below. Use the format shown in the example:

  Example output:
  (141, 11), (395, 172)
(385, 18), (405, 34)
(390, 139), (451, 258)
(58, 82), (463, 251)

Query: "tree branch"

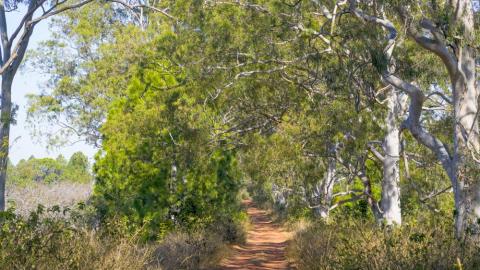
(109, 0), (177, 21)
(396, 7), (457, 80)
(367, 142), (385, 161)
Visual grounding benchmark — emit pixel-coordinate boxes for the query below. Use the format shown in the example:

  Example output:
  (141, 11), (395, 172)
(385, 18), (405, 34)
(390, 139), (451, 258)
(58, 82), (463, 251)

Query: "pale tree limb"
(348, 0), (455, 180)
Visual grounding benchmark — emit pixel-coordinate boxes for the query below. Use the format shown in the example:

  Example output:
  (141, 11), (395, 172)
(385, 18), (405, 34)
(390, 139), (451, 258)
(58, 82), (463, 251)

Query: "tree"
(0, 0), (100, 210)
(0, 0), (174, 210)
(346, 0), (479, 239)
(68, 152), (88, 171)
(92, 40), (242, 238)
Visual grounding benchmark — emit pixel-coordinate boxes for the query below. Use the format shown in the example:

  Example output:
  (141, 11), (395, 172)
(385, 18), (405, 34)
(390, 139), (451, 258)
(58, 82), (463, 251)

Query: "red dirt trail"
(217, 200), (296, 270)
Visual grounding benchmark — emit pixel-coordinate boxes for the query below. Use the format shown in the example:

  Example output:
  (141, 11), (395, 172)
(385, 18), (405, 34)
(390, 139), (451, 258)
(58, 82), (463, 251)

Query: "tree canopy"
(10, 0), (480, 254)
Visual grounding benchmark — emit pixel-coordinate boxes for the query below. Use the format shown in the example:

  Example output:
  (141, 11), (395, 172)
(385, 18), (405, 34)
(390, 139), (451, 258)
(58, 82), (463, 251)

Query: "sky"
(7, 9), (96, 165)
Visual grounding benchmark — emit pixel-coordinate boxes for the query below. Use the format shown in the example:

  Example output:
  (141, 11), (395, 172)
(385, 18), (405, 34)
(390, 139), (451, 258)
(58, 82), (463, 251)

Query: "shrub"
(153, 230), (227, 270)
(0, 204), (245, 270)
(0, 205), (154, 270)
(208, 212), (249, 244)
(288, 217), (480, 270)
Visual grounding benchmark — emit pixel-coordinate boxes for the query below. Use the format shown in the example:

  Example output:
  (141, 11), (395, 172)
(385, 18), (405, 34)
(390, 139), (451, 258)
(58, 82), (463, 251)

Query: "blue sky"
(7, 9), (96, 164)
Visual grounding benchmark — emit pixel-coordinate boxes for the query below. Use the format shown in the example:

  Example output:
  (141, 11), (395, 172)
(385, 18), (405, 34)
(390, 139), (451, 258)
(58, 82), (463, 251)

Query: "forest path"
(217, 200), (296, 270)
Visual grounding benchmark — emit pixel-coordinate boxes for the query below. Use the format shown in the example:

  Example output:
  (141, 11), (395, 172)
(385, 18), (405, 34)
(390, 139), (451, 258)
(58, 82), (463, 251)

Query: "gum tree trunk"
(0, 71), (12, 211)
(380, 88), (402, 225)
(313, 143), (337, 218)
(451, 21), (480, 238)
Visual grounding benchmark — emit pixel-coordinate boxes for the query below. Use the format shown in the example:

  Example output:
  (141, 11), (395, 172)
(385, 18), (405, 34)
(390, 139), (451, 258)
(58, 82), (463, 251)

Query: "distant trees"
(8, 152), (92, 186)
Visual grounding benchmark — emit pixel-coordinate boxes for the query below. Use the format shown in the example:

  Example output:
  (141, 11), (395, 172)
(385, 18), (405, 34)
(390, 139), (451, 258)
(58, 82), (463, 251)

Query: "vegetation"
(0, 0), (479, 269)
(8, 152), (92, 186)
(289, 216), (480, 270)
(0, 205), (234, 270)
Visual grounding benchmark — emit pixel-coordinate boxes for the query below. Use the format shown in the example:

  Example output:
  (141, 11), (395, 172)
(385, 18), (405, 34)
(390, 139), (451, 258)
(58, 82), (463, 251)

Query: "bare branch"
(426, 91), (453, 104)
(420, 185), (453, 202)
(29, 0), (94, 25)
(396, 7), (457, 80)
(109, 0), (177, 21)
(367, 142), (385, 161)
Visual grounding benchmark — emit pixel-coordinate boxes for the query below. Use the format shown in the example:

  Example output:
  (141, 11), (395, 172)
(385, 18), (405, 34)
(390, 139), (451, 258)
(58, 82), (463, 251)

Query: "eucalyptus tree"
(23, 0), (453, 229)
(2, 0), (175, 211)
(274, 0), (407, 224)
(0, 0), (101, 211)
(346, 0), (479, 238)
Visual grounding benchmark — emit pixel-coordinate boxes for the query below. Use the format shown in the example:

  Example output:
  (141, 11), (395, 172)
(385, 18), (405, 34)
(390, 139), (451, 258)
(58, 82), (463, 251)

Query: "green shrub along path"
(218, 200), (295, 270)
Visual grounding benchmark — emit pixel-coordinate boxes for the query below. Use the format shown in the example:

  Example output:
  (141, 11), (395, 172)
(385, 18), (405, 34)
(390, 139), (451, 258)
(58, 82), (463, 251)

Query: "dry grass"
(152, 231), (228, 270)
(287, 218), (480, 270)
(1, 182), (241, 270)
(5, 181), (92, 216)
(0, 220), (230, 270)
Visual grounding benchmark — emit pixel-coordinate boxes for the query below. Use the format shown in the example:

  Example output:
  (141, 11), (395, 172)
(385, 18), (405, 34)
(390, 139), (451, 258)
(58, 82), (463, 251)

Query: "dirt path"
(217, 201), (295, 270)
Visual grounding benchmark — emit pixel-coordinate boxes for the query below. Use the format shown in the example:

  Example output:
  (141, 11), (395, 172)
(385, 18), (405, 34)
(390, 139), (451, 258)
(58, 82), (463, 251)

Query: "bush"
(288, 217), (480, 270)
(214, 217), (249, 244)
(0, 205), (154, 270)
(153, 230), (226, 270)
(0, 204), (246, 270)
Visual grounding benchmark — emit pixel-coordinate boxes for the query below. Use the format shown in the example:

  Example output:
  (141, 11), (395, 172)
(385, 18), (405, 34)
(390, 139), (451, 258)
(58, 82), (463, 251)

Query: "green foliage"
(8, 152), (92, 186)
(0, 204), (241, 270)
(92, 50), (242, 239)
(0, 205), (104, 270)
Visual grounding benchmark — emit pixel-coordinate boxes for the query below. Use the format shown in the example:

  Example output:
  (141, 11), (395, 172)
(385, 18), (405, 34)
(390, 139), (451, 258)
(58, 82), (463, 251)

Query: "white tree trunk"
(314, 144), (337, 218)
(272, 183), (288, 210)
(449, 0), (480, 239)
(452, 43), (480, 239)
(380, 88), (402, 225)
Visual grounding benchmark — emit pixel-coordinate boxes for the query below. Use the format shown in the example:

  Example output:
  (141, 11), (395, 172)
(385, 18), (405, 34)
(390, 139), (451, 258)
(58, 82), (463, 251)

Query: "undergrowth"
(0, 204), (247, 270)
(288, 216), (480, 270)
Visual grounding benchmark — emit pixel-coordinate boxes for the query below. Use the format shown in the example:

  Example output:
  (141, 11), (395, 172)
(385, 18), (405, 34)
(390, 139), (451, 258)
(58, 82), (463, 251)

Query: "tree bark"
(451, 24), (480, 238)
(0, 71), (12, 211)
(313, 143), (337, 218)
(380, 88), (402, 225)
